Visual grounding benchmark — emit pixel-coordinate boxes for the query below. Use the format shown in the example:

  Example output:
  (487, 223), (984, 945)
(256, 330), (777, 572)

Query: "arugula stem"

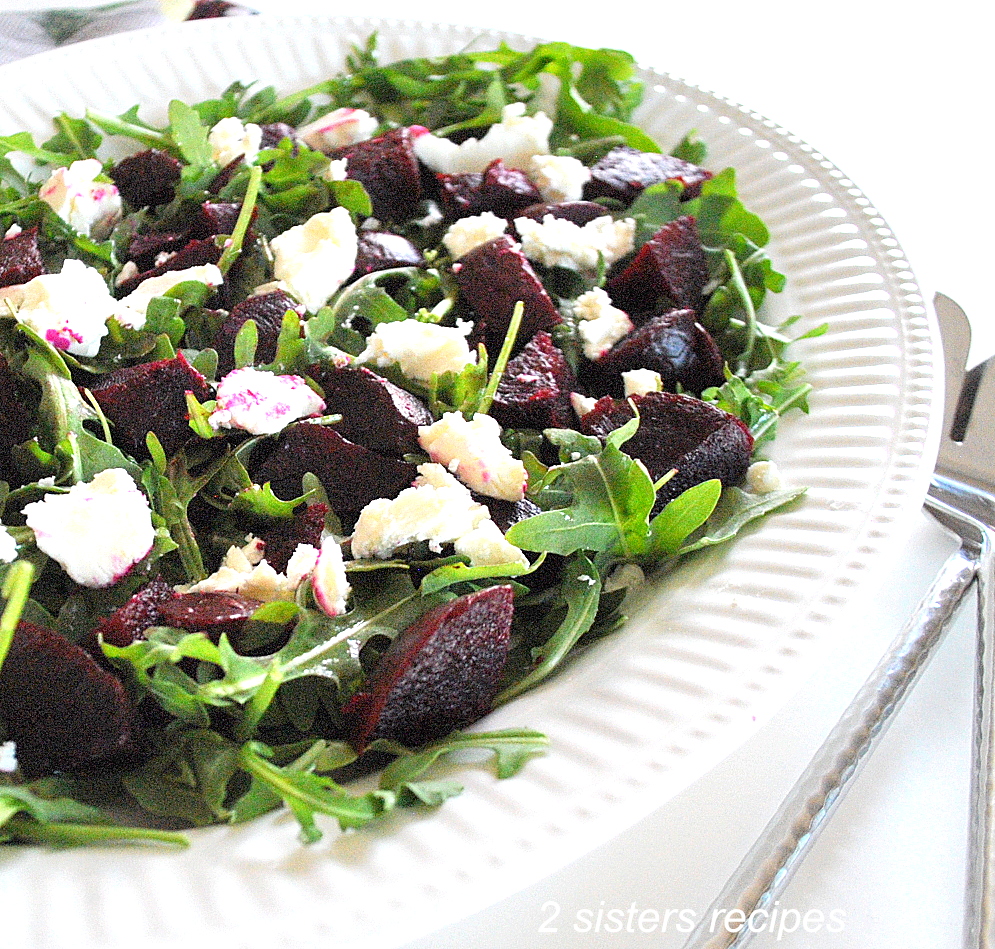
(477, 300), (523, 416)
(84, 109), (170, 150)
(3, 815), (188, 848)
(725, 249), (758, 375)
(236, 664), (284, 742)
(0, 560), (35, 675)
(218, 165), (262, 274)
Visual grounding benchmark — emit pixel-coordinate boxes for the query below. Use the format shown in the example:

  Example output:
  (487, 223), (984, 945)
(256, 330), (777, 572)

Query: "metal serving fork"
(680, 293), (995, 949)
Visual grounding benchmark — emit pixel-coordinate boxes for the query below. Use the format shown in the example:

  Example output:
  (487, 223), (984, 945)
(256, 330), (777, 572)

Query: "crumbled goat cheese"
(0, 741), (17, 774)
(0, 525), (17, 563)
(115, 264), (224, 330)
(323, 158), (349, 182)
(357, 318), (476, 382)
(298, 108), (379, 151)
(351, 463), (525, 567)
(454, 518), (528, 568)
(570, 392), (598, 418)
(115, 260), (139, 287)
(312, 536), (351, 617)
(412, 102), (553, 174)
(4, 222), (22, 238)
(442, 211), (508, 259)
(23, 469), (155, 589)
(528, 154), (592, 202)
(622, 368), (663, 397)
(418, 412), (528, 501)
(39, 159), (121, 239)
(208, 116), (263, 167)
(747, 460), (783, 494)
(270, 207), (358, 313)
(514, 213), (635, 271)
(0, 258), (116, 357)
(183, 535), (319, 602)
(573, 287), (634, 360)
(209, 367), (326, 436)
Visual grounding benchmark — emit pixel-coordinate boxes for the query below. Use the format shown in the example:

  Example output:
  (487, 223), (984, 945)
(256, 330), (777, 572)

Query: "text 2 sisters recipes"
(0, 38), (813, 846)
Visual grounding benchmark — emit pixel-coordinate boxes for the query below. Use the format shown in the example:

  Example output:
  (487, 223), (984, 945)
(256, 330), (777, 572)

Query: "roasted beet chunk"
(90, 575), (178, 651)
(125, 230), (189, 273)
(258, 503), (328, 574)
(0, 226), (45, 288)
(308, 363), (432, 456)
(259, 122), (298, 150)
(491, 331), (577, 430)
(454, 235), (561, 359)
(607, 216), (709, 315)
(353, 231), (424, 281)
(330, 127), (422, 222)
(0, 353), (34, 483)
(213, 289), (304, 375)
(0, 621), (142, 779)
(157, 591), (262, 642)
(252, 422), (417, 521)
(110, 148), (183, 208)
(595, 308), (725, 395)
(343, 585), (515, 750)
(477, 495), (542, 533)
(580, 391), (753, 505)
(583, 146), (713, 204)
(515, 200), (610, 228)
(437, 159), (542, 221)
(115, 238), (222, 297)
(189, 200), (248, 239)
(90, 351), (213, 458)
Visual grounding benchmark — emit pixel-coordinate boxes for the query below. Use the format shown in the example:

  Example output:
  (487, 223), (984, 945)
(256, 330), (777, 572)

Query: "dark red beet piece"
(515, 200), (610, 228)
(342, 585), (515, 750)
(0, 621), (142, 779)
(213, 289), (304, 375)
(157, 591), (262, 642)
(594, 308), (725, 395)
(606, 216), (709, 315)
(185, 0), (256, 17)
(308, 363), (432, 456)
(90, 575), (178, 651)
(580, 391), (753, 506)
(454, 235), (562, 360)
(258, 503), (329, 574)
(259, 122), (298, 150)
(189, 201), (249, 240)
(583, 147), (713, 204)
(491, 330), (577, 431)
(114, 238), (222, 298)
(109, 149), (182, 208)
(437, 159), (542, 221)
(476, 495), (542, 533)
(352, 231), (424, 281)
(0, 353), (34, 484)
(125, 230), (189, 273)
(0, 226), (45, 288)
(252, 422), (417, 520)
(90, 351), (213, 458)
(330, 127), (423, 222)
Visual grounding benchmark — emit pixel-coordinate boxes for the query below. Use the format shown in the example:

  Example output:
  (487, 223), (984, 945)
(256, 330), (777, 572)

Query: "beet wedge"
(343, 584), (515, 750)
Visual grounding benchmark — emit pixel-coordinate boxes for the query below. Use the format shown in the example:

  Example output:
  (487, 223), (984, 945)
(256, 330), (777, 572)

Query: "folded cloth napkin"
(0, 1), (255, 65)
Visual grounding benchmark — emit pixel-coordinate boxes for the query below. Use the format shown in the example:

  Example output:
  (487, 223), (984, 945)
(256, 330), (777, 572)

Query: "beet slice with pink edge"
(0, 621), (143, 779)
(583, 146), (713, 204)
(89, 351), (213, 459)
(491, 330), (577, 431)
(580, 391), (753, 506)
(342, 584), (515, 750)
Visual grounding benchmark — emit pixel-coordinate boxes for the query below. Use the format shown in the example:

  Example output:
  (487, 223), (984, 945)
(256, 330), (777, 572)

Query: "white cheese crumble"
(418, 411), (527, 501)
(208, 116), (263, 167)
(0, 741), (17, 774)
(323, 157), (349, 182)
(0, 258), (116, 357)
(622, 368), (663, 397)
(573, 286), (634, 360)
(570, 392), (598, 418)
(351, 463), (526, 567)
(514, 213), (635, 271)
(182, 535), (319, 602)
(312, 536), (351, 617)
(528, 154), (592, 202)
(454, 518), (528, 568)
(413, 103), (553, 175)
(298, 107), (379, 152)
(746, 460), (783, 494)
(0, 525), (17, 563)
(38, 159), (121, 239)
(357, 318), (476, 382)
(269, 207), (358, 313)
(209, 367), (326, 436)
(442, 211), (508, 259)
(115, 264), (224, 330)
(23, 468), (155, 589)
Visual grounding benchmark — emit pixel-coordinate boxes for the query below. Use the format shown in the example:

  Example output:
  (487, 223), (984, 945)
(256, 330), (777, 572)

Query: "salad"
(0, 36), (814, 847)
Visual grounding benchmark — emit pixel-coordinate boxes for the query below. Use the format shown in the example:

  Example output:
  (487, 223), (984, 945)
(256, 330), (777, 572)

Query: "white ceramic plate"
(0, 15), (937, 949)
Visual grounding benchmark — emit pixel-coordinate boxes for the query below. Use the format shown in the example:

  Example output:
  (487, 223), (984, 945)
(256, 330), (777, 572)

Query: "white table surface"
(2, 2), (988, 946)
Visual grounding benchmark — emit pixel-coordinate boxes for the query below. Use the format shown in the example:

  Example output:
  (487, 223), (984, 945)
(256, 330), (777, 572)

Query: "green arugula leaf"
(679, 486), (807, 554)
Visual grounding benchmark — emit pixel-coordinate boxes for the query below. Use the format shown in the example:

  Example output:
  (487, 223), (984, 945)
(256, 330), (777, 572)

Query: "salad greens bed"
(0, 36), (816, 848)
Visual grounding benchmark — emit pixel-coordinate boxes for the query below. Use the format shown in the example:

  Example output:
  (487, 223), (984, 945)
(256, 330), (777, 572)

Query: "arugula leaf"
(678, 486), (806, 554)
(166, 100), (213, 169)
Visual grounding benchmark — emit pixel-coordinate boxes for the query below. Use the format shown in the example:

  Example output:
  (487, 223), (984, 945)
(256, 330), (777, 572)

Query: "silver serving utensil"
(680, 293), (995, 949)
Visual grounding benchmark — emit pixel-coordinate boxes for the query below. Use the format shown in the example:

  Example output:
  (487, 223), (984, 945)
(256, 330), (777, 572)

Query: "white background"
(1, 2), (989, 946)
